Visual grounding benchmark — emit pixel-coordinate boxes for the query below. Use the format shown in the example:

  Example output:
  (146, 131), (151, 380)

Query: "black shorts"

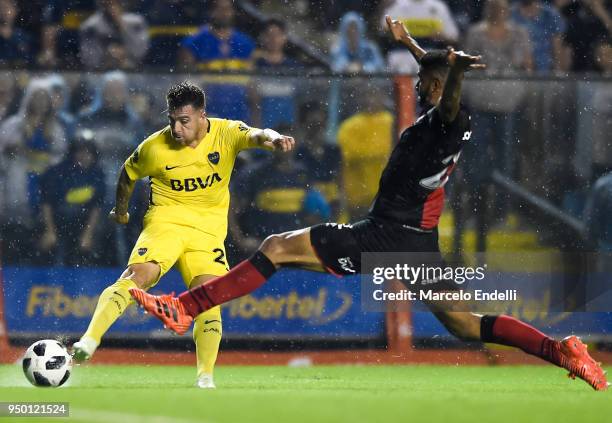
(310, 217), (442, 276)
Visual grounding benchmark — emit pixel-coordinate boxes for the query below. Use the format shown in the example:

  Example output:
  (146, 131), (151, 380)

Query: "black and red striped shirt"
(369, 104), (471, 230)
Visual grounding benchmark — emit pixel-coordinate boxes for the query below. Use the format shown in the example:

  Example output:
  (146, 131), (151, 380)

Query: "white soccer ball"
(22, 340), (72, 387)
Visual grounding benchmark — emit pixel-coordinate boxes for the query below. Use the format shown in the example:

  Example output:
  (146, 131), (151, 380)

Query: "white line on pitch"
(69, 408), (213, 423)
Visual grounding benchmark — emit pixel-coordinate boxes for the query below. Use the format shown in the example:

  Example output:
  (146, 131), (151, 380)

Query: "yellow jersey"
(124, 118), (261, 234)
(337, 111), (393, 208)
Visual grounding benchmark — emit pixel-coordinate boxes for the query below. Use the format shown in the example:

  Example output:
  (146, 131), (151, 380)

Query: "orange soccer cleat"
(557, 335), (609, 391)
(129, 289), (193, 335)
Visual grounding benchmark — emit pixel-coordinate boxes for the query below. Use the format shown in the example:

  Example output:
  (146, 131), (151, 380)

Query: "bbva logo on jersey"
(170, 173), (222, 192)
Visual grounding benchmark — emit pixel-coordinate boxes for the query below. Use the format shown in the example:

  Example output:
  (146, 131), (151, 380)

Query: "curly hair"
(166, 81), (206, 111)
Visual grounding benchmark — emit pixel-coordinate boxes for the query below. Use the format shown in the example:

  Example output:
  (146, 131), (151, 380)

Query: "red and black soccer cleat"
(556, 335), (608, 391)
(129, 289), (193, 335)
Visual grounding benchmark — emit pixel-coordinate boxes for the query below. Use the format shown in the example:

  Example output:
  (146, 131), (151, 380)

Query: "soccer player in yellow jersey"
(72, 81), (295, 388)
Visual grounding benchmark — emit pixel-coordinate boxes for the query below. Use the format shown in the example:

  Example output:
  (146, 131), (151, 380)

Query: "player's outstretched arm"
(110, 166), (136, 224)
(249, 128), (296, 152)
(438, 48), (485, 123)
(385, 15), (427, 63)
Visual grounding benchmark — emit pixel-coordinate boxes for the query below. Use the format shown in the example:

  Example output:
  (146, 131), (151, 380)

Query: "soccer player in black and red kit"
(130, 17), (608, 390)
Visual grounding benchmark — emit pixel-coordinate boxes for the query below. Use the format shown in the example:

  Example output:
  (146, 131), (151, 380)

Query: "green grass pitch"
(0, 364), (610, 423)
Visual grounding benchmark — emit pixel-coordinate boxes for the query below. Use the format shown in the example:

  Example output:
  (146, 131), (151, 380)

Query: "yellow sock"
(83, 278), (137, 345)
(193, 305), (222, 376)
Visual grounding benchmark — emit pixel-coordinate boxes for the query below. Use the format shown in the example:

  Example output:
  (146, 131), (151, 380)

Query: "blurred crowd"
(0, 0), (611, 267)
(0, 71), (150, 266)
(0, 0), (609, 74)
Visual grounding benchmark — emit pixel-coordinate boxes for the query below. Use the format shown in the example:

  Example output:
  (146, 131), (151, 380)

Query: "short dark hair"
(166, 81), (206, 111)
(420, 50), (450, 80)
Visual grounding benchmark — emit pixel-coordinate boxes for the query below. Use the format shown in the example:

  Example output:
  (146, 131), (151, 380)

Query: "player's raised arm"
(438, 48), (485, 123)
(385, 15), (427, 64)
(249, 128), (295, 152)
(110, 165), (136, 224)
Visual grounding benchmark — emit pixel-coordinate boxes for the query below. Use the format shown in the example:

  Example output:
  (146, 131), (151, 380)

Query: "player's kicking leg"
(129, 227), (323, 334)
(72, 262), (160, 361)
(423, 303), (608, 391)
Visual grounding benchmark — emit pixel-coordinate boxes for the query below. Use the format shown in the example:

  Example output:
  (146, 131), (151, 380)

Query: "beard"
(417, 91), (431, 109)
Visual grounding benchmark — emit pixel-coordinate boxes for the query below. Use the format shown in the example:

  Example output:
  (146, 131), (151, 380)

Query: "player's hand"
(385, 15), (411, 42)
(252, 129), (295, 152)
(446, 47), (486, 72)
(110, 207), (129, 225)
(264, 134), (295, 153)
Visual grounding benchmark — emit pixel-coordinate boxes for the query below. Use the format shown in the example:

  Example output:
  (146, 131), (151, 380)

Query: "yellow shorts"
(128, 210), (229, 286)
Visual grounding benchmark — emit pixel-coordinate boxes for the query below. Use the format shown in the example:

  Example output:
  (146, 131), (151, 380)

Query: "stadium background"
(0, 0), (611, 368)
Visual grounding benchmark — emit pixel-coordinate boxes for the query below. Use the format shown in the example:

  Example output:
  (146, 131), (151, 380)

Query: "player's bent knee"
(259, 229), (310, 263)
(123, 262), (161, 289)
(259, 233), (287, 261)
